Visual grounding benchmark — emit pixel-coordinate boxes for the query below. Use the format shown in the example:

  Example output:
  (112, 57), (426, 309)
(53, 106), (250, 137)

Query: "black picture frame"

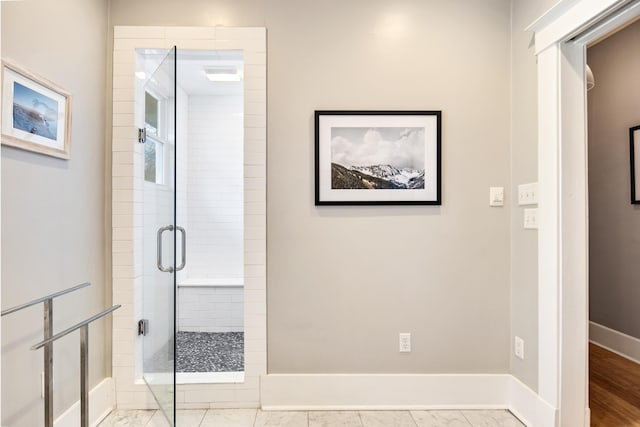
(314, 110), (442, 206)
(630, 125), (640, 204)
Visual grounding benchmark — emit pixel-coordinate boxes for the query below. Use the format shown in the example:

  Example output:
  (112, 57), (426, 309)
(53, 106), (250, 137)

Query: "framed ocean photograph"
(1, 60), (71, 159)
(315, 110), (441, 205)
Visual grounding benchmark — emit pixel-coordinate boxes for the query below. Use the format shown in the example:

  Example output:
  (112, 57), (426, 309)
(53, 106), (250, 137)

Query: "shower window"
(144, 90), (167, 185)
(144, 138), (164, 184)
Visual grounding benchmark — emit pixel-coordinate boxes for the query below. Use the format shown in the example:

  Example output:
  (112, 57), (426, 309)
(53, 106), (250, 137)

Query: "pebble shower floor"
(176, 331), (244, 372)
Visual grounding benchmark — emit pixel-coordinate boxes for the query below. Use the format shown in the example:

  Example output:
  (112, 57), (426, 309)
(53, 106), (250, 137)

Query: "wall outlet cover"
(399, 333), (411, 353)
(515, 336), (525, 360)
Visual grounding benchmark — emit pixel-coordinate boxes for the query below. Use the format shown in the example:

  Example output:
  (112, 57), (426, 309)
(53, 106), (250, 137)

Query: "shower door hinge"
(137, 128), (146, 144)
(138, 319), (149, 336)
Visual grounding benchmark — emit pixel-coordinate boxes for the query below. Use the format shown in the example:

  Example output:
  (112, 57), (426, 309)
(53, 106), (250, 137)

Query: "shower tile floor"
(177, 332), (243, 372)
(99, 409), (526, 426)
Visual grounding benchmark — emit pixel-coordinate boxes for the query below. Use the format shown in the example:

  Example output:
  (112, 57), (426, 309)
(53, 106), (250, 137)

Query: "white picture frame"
(1, 60), (72, 159)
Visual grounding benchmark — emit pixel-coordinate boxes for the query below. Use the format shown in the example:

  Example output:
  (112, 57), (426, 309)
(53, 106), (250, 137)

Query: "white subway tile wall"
(112, 26), (266, 409)
(186, 94), (244, 280)
(178, 286), (243, 332)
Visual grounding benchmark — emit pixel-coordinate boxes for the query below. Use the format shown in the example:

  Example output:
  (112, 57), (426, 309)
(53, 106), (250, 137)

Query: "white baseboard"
(260, 374), (512, 410)
(260, 373), (560, 427)
(590, 321), (640, 364)
(508, 376), (558, 427)
(54, 378), (115, 427)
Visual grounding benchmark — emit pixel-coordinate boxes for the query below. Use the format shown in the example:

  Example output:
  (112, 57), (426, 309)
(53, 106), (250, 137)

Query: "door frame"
(528, 1), (640, 425)
(111, 26), (267, 409)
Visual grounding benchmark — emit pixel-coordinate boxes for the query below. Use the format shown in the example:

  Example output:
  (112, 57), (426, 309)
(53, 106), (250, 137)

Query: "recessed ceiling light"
(135, 71), (147, 80)
(204, 68), (242, 82)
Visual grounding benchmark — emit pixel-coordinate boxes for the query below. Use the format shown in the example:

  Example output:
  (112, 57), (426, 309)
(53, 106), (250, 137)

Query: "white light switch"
(489, 187), (504, 207)
(524, 208), (538, 229)
(518, 182), (538, 206)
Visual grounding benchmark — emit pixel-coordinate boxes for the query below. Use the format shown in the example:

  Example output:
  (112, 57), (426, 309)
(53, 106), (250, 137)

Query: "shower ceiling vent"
(204, 67), (242, 82)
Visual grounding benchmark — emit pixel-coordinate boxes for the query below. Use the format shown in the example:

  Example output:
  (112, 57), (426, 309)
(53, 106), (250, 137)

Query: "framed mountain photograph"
(1, 60), (72, 159)
(315, 110), (441, 205)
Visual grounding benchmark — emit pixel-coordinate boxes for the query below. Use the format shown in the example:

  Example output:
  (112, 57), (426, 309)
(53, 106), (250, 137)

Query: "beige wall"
(1, 0), (108, 425)
(509, 0), (559, 392)
(110, 0), (512, 374)
(0, 0), (565, 419)
(588, 19), (640, 340)
(509, 0), (558, 393)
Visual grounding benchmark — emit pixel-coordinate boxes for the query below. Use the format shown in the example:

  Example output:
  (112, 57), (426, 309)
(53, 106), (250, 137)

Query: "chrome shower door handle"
(157, 225), (174, 273)
(175, 226), (186, 272)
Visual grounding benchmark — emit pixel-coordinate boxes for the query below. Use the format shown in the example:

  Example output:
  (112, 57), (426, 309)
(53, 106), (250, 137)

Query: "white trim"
(528, 1), (637, 426)
(0, 4), (3, 418)
(261, 374), (511, 410)
(558, 40), (590, 427)
(536, 43), (562, 408)
(53, 378), (115, 427)
(573, 1), (640, 44)
(260, 374), (560, 426)
(590, 321), (640, 364)
(527, 0), (627, 54)
(508, 376), (558, 427)
(536, 30), (590, 427)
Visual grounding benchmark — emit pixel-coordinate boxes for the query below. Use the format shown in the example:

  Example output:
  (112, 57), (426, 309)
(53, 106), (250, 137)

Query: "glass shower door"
(142, 46), (177, 426)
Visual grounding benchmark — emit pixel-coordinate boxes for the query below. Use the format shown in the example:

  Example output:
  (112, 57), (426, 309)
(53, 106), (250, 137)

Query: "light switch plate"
(489, 187), (504, 207)
(524, 208), (538, 229)
(518, 182), (538, 206)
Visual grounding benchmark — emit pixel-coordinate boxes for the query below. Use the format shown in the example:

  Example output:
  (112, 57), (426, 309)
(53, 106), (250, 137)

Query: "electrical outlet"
(399, 333), (411, 353)
(515, 336), (525, 360)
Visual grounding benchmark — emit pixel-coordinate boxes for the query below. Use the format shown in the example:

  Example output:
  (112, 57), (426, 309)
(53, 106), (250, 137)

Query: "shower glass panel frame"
(141, 46), (177, 426)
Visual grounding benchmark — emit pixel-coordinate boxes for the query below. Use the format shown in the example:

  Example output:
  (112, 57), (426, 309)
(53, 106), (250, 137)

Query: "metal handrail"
(1, 282), (90, 316)
(1, 281), (91, 426)
(31, 304), (121, 427)
(31, 305), (121, 350)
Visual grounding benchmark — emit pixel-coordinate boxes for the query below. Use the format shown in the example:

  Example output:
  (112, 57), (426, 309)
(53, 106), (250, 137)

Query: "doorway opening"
(586, 16), (640, 425)
(136, 48), (245, 386)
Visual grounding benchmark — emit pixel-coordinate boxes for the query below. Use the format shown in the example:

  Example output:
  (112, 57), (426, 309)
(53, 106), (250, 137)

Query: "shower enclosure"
(138, 46), (245, 425)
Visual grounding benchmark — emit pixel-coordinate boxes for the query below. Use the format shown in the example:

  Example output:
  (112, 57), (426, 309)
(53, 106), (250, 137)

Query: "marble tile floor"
(99, 408), (526, 427)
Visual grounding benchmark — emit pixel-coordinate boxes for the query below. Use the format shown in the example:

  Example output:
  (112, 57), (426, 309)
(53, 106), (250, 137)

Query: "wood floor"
(590, 343), (640, 426)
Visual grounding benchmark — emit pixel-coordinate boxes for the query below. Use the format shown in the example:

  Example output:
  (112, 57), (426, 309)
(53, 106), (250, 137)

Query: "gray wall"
(588, 20), (640, 340)
(509, 0), (558, 393)
(0, 1), (563, 420)
(1, 0), (108, 425)
(110, 0), (512, 374)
